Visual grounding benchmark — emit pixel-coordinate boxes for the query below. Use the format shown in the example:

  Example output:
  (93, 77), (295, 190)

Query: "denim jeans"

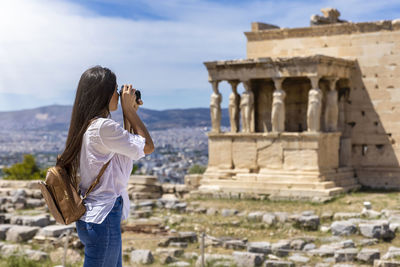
(76, 196), (123, 267)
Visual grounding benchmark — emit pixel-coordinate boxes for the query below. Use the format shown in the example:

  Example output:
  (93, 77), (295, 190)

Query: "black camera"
(120, 85), (141, 104)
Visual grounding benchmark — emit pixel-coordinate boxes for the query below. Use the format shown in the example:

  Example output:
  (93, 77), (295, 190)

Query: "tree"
(3, 154), (47, 180)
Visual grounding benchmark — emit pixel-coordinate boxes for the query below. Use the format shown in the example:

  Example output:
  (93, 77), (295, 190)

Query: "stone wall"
(245, 21), (400, 188)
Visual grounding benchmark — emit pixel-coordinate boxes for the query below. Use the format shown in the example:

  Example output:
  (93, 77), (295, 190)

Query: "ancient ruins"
(197, 8), (400, 200)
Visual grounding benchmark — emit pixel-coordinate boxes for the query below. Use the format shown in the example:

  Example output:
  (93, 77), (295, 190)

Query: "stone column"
(307, 76), (323, 132)
(210, 80), (222, 133)
(325, 78), (339, 132)
(271, 78), (286, 133)
(240, 80), (255, 133)
(228, 80), (240, 133)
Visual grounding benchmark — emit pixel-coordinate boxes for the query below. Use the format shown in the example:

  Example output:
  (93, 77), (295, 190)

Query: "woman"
(58, 66), (154, 267)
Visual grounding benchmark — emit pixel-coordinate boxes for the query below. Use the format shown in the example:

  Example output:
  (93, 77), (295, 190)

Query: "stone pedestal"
(199, 132), (359, 201)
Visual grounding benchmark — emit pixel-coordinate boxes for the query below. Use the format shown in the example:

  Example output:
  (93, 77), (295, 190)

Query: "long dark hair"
(58, 66), (117, 187)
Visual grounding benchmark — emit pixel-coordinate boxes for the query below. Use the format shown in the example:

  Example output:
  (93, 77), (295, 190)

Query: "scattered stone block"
(364, 201), (372, 210)
(248, 211), (265, 222)
(274, 212), (289, 223)
(1, 244), (21, 256)
(232, 251), (264, 267)
(308, 246), (335, 257)
(156, 248), (184, 257)
(290, 239), (306, 250)
(26, 198), (44, 208)
(172, 202), (187, 212)
(321, 211), (333, 221)
(295, 215), (320, 230)
(194, 207), (207, 214)
(262, 213), (277, 226)
(303, 243), (316, 251)
(271, 240), (290, 257)
(334, 248), (358, 262)
(288, 253), (309, 263)
(359, 238), (379, 246)
(223, 239), (247, 250)
(194, 253), (234, 267)
(359, 221), (395, 241)
(331, 221), (357, 236)
(333, 212), (361, 220)
(221, 209), (238, 217)
(0, 224), (12, 240)
(247, 241), (272, 255)
(339, 239), (356, 249)
(11, 214), (51, 227)
(390, 223), (400, 233)
(357, 248), (380, 264)
(12, 189), (26, 198)
(0, 214), (6, 224)
(206, 207), (218, 216)
(182, 252), (198, 260)
(382, 247), (400, 260)
(373, 259), (400, 266)
(130, 249), (154, 264)
(168, 261), (191, 267)
(163, 231), (197, 246)
(24, 249), (49, 261)
(388, 215), (400, 224)
(6, 225), (40, 242)
(265, 260), (295, 267)
(362, 209), (381, 219)
(170, 242), (188, 248)
(321, 225), (331, 232)
(38, 225), (75, 238)
(159, 254), (174, 264)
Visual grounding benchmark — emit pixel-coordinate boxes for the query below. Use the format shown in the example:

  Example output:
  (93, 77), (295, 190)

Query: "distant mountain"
(0, 105), (230, 131)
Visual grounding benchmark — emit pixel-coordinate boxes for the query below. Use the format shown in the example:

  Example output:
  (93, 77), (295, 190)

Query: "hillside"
(0, 105), (230, 131)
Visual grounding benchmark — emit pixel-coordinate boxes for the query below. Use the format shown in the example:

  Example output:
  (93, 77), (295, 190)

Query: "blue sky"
(1, 0), (400, 111)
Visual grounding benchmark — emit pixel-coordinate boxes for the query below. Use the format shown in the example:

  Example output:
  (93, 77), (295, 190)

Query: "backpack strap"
(82, 159), (111, 200)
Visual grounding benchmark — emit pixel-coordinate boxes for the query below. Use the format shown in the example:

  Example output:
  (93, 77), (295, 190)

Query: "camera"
(120, 85), (141, 104)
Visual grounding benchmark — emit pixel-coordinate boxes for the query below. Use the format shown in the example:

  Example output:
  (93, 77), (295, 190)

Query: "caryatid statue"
(228, 80), (240, 133)
(325, 78), (339, 132)
(240, 80), (255, 133)
(307, 77), (323, 132)
(271, 78), (286, 132)
(209, 80), (222, 133)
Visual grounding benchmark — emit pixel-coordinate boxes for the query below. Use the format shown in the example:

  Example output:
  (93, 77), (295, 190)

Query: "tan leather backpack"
(38, 161), (110, 225)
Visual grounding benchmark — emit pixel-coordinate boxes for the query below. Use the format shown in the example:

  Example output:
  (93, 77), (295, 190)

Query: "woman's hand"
(121, 84), (143, 112)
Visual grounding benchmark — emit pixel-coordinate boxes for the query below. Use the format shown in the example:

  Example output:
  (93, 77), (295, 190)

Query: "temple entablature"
(204, 55), (355, 82)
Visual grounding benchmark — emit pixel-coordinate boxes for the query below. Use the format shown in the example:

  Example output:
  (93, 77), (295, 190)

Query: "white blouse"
(78, 117), (146, 224)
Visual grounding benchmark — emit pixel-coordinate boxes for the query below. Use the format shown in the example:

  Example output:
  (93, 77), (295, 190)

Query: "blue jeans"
(76, 196), (123, 267)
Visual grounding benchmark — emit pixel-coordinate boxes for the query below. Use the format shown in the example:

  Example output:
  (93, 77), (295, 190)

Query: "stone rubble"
(1, 180), (400, 266)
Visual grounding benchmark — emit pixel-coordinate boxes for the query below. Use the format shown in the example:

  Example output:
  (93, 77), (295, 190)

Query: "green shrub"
(3, 154), (47, 180)
(131, 164), (139, 175)
(188, 164), (206, 174)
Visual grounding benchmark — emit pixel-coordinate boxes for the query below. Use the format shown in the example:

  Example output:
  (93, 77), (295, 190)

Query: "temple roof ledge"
(204, 55), (356, 66)
(208, 132), (342, 138)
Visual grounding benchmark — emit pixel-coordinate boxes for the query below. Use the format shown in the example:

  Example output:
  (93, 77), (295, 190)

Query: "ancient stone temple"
(196, 9), (400, 200)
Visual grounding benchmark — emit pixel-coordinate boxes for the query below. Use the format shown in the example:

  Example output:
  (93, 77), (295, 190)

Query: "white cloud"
(0, 0), (399, 111)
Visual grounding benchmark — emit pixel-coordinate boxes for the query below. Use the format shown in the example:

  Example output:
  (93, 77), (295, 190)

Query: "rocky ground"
(1, 179), (400, 266)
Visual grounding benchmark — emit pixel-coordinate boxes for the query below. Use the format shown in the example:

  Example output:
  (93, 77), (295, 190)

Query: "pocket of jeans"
(112, 197), (123, 211)
(86, 221), (106, 244)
